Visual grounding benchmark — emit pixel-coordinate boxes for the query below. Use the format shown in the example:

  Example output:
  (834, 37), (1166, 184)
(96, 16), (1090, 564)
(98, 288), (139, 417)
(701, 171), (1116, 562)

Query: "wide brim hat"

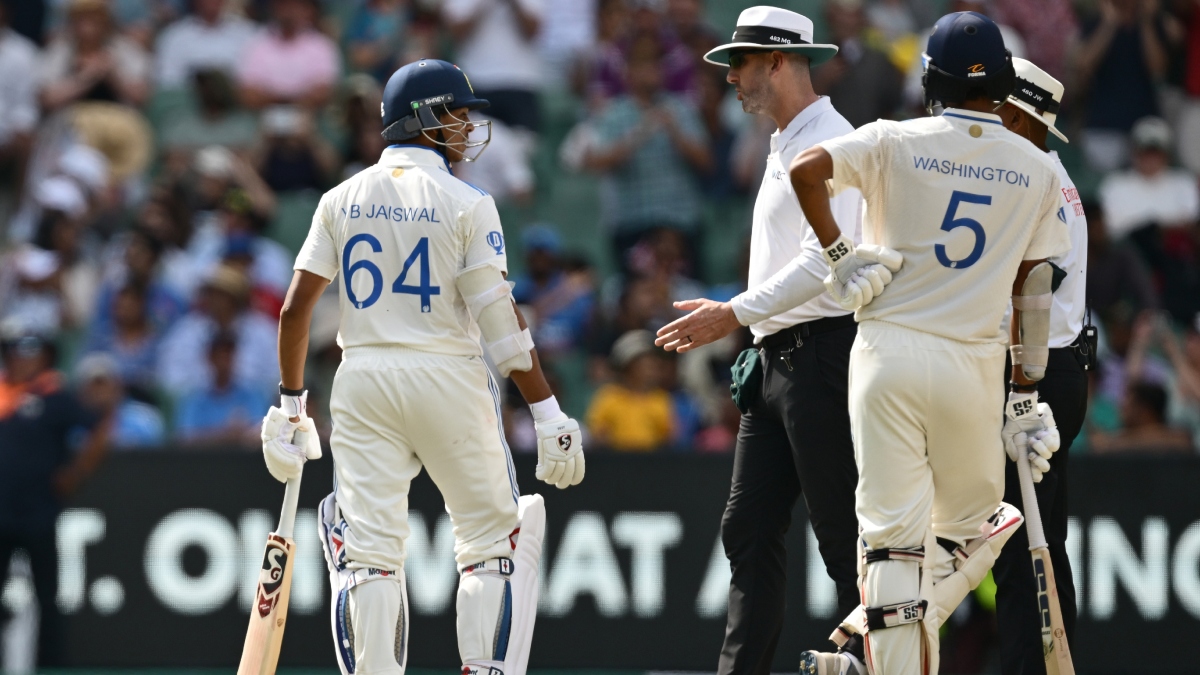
(1006, 57), (1068, 144)
(704, 6), (838, 67)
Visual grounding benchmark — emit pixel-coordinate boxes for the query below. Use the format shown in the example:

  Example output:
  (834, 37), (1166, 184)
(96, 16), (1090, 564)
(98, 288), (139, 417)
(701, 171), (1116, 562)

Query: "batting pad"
(506, 494), (546, 675)
(1011, 262), (1053, 382)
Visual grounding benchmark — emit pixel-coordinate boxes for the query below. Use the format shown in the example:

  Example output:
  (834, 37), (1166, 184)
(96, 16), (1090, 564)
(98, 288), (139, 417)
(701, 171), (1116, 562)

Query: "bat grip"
(276, 430), (306, 539)
(1016, 449), (1048, 551)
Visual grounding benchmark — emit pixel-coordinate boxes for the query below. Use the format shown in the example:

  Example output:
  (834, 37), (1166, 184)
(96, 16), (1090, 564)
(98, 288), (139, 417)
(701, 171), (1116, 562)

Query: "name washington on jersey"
(341, 204), (442, 222)
(912, 156), (1031, 187)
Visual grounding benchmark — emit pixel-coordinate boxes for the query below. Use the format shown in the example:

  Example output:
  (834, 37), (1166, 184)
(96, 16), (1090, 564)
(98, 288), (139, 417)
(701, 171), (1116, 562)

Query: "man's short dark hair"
(1129, 381), (1168, 423)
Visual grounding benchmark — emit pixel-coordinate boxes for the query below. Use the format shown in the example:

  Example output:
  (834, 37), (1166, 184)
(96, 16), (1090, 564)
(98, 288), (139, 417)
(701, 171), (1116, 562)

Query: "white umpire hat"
(704, 6), (838, 67)
(1006, 58), (1068, 144)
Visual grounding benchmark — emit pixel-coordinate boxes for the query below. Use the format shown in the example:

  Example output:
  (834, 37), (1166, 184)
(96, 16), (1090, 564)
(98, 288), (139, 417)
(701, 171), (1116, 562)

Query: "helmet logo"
(967, 63), (986, 78)
(381, 101), (385, 119)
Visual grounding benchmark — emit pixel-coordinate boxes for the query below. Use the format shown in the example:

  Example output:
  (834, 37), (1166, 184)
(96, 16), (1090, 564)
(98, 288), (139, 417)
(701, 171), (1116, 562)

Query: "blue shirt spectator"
(76, 352), (165, 449)
(173, 330), (266, 446)
(510, 225), (595, 357)
(84, 282), (161, 395)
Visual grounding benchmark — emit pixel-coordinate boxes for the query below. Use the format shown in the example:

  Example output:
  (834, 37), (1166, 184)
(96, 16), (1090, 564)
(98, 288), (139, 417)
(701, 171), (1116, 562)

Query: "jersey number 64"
(342, 234), (440, 312)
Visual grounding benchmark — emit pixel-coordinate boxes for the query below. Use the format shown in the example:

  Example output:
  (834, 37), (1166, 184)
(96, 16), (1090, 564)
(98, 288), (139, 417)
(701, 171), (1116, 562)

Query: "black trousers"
(718, 316), (861, 675)
(0, 527), (64, 666)
(993, 347), (1088, 675)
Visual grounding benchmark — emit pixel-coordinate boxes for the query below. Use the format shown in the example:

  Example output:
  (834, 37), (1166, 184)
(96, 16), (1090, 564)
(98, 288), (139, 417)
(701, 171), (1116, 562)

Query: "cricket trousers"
(328, 346), (520, 572)
(994, 347), (1086, 675)
(718, 314), (861, 675)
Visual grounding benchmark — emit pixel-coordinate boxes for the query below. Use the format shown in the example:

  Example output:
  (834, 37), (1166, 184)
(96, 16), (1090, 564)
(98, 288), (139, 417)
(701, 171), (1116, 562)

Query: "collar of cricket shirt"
(940, 108), (1004, 126)
(770, 96), (833, 155)
(380, 144), (452, 172)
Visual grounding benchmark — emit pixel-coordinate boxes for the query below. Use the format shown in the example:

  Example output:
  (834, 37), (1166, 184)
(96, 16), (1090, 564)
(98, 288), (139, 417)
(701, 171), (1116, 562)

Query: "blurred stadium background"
(0, 0), (1199, 672)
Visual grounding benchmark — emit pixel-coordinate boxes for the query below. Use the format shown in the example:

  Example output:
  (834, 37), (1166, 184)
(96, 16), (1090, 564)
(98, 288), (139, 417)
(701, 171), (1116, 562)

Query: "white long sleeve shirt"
(729, 97), (864, 339)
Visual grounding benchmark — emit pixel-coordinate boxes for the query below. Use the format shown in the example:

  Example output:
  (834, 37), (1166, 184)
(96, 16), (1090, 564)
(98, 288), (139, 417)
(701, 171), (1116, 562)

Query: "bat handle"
(1016, 449), (1048, 550)
(276, 430), (307, 539)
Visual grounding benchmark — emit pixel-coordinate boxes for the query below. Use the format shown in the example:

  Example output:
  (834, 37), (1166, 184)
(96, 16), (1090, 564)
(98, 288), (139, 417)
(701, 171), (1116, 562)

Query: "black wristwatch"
(279, 383), (305, 397)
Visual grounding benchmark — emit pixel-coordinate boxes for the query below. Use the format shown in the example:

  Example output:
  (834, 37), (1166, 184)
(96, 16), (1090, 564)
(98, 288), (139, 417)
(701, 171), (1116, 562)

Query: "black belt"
(759, 314), (857, 350)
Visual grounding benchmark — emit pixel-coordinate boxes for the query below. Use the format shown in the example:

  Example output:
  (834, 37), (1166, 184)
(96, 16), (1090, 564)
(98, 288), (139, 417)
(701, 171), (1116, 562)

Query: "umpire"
(655, 7), (865, 673)
(994, 59), (1089, 674)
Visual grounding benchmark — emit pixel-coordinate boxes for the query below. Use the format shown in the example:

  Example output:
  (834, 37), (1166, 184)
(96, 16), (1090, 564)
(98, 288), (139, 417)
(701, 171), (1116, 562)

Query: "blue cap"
(381, 59), (489, 141)
(925, 12), (1008, 80)
(522, 224), (563, 254)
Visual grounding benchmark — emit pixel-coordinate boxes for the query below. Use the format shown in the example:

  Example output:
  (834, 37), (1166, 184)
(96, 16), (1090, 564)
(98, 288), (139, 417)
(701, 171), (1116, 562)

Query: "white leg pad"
(320, 492), (410, 675)
(930, 501), (1023, 628)
(458, 494), (545, 675)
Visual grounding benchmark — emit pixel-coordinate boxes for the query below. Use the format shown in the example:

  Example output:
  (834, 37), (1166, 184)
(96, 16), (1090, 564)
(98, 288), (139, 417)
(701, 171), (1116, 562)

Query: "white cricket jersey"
(819, 109), (1071, 344)
(730, 97), (864, 339)
(1046, 152), (1087, 347)
(294, 145), (508, 354)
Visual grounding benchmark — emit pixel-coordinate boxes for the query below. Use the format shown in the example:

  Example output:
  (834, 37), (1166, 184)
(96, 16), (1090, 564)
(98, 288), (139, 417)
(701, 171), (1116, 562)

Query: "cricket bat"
(237, 430), (306, 675)
(1016, 449), (1075, 675)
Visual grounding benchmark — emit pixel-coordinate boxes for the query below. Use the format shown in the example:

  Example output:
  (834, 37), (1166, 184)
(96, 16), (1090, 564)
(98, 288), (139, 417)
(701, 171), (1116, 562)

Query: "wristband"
(529, 395), (563, 423)
(281, 391), (307, 418)
(1009, 381), (1038, 394)
(279, 382), (305, 397)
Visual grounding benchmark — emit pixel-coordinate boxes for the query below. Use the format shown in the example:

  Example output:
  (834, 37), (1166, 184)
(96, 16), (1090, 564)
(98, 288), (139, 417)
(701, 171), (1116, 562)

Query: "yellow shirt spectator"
(586, 383), (674, 452)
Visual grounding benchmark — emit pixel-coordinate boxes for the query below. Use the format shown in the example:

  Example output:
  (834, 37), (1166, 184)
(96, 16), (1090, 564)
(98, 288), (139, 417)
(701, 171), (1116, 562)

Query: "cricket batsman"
(787, 13), (1071, 675)
(259, 59), (585, 675)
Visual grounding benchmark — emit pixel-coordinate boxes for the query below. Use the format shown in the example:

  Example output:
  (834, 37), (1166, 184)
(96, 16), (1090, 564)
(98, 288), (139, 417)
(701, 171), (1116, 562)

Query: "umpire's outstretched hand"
(655, 298), (742, 353)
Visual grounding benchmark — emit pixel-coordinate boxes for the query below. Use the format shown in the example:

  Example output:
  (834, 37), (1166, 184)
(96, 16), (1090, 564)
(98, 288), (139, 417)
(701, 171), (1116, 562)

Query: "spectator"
(587, 275), (670, 382)
(0, 247), (64, 336)
(39, 0), (151, 112)
(156, 264), (278, 399)
(1085, 201), (1159, 318)
(1091, 380), (1194, 453)
(510, 225), (595, 357)
(32, 190), (101, 329)
(695, 66), (740, 200)
(537, 0), (596, 88)
(173, 329), (265, 446)
(590, 0), (697, 104)
(154, 0), (256, 89)
(1128, 311), (1200, 448)
(237, 0), (340, 111)
(161, 69), (260, 154)
(666, 0), (721, 62)
(344, 0), (410, 83)
(97, 224), (188, 330)
(1099, 116), (1200, 238)
(583, 36), (710, 267)
(75, 352), (165, 448)
(443, 0), (544, 133)
(992, 0), (1078, 81)
(0, 324), (109, 667)
(250, 106), (339, 192)
(812, 0), (903, 129)
(83, 282), (160, 395)
(574, 0), (630, 105)
(1075, 0), (1170, 172)
(338, 74), (385, 180)
(586, 329), (674, 451)
(0, 1), (39, 191)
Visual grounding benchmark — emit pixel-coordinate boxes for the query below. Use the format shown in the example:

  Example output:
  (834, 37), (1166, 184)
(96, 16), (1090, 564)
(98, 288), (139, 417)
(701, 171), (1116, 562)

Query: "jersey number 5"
(936, 190), (990, 269)
(342, 234), (440, 312)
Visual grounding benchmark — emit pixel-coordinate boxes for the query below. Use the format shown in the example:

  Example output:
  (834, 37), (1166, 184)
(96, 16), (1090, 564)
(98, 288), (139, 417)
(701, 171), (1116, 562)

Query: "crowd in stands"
(0, 0), (1198, 457)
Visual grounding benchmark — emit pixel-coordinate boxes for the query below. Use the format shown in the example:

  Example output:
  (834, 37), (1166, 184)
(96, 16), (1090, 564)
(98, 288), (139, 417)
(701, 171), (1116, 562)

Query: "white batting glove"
(821, 234), (903, 311)
(261, 396), (323, 483)
(1002, 391), (1060, 483)
(530, 396), (584, 489)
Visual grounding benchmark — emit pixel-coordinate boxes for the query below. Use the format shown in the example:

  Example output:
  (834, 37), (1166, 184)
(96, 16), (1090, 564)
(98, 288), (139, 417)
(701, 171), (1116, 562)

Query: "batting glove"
(261, 395), (322, 483)
(530, 396), (584, 489)
(821, 234), (903, 311)
(1002, 391), (1060, 483)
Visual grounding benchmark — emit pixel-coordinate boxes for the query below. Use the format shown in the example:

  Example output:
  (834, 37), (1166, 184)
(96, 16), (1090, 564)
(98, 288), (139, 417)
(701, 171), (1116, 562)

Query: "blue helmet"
(380, 59), (490, 144)
(921, 12), (1015, 113)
